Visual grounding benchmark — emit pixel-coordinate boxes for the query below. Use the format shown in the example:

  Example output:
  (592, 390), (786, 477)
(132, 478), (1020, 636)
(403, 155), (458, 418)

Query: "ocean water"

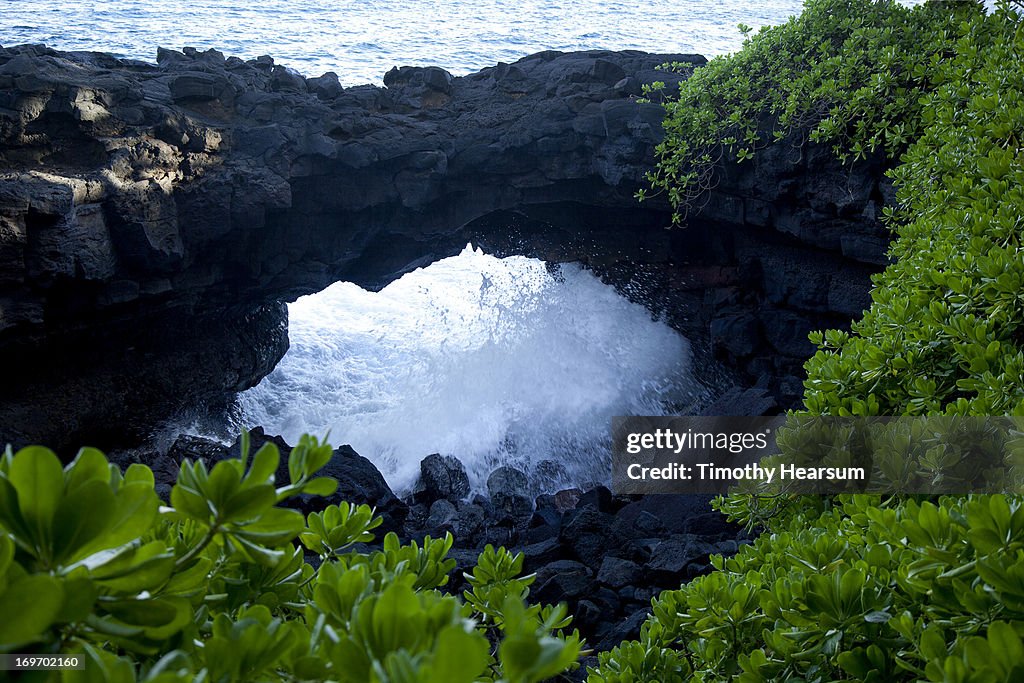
(239, 247), (699, 492)
(5, 1), (805, 491)
(2, 0), (804, 84)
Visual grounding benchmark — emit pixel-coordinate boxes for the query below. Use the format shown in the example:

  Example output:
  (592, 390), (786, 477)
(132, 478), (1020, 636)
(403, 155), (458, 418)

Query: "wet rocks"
(487, 465), (530, 498)
(402, 451), (748, 649)
(534, 560), (593, 603)
(417, 453), (470, 503)
(645, 534), (715, 583)
(487, 465), (532, 520)
(426, 499), (458, 530)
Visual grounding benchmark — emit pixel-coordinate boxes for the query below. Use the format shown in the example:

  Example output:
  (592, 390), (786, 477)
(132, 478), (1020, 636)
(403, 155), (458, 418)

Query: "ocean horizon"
(3, 0), (804, 84)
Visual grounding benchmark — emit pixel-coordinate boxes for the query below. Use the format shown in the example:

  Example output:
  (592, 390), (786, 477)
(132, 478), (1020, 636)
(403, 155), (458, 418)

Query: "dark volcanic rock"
(0, 46), (711, 451)
(553, 488), (583, 513)
(166, 433), (227, 463)
(528, 498), (563, 543)
(0, 43), (889, 451)
(700, 387), (778, 417)
(487, 465), (532, 521)
(401, 475), (749, 652)
(615, 494), (721, 536)
(426, 499), (458, 530)
(578, 485), (614, 513)
(487, 465), (530, 498)
(417, 453), (470, 503)
(534, 559), (594, 603)
(453, 501), (486, 539)
(0, 41), (896, 457)
(322, 445), (402, 504)
(596, 557), (643, 589)
(646, 534), (717, 585)
(595, 608), (652, 653)
(521, 537), (564, 571)
(561, 505), (621, 567)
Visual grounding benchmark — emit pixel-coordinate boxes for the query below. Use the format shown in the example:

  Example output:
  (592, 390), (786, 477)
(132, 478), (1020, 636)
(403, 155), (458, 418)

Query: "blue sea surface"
(2, 0), (804, 84)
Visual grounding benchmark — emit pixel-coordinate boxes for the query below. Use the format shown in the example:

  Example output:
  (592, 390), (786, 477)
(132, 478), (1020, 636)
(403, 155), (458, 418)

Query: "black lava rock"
(417, 453), (471, 503)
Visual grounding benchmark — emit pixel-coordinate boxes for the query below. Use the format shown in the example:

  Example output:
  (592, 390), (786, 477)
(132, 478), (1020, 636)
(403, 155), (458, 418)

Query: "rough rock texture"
(400, 451), (751, 653)
(0, 43), (890, 449)
(414, 453), (471, 504)
(0, 45), (703, 450)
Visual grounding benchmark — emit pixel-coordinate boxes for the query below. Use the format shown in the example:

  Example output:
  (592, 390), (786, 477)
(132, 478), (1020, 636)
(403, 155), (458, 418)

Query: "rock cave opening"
(228, 222), (709, 495)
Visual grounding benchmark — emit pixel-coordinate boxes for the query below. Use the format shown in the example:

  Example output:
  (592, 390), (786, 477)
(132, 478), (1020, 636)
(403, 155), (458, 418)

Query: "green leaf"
(0, 573), (64, 646)
(244, 443), (280, 486)
(302, 477), (338, 497)
(206, 461), (243, 510)
(8, 446), (65, 552)
(228, 533), (287, 567)
(233, 507), (304, 545)
(987, 621), (1024, 670)
(170, 480), (212, 522)
(124, 464), (155, 488)
(101, 596), (193, 640)
(88, 542), (176, 593)
(95, 482), (160, 551)
(0, 476), (30, 540)
(65, 448), (112, 493)
(55, 574), (100, 623)
(63, 644), (137, 683)
(371, 583), (420, 657)
(223, 485), (276, 523)
(53, 479), (117, 564)
(428, 626), (489, 683)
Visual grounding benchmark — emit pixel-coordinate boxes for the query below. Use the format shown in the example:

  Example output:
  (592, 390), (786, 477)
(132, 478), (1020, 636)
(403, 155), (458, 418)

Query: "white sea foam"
(238, 245), (696, 493)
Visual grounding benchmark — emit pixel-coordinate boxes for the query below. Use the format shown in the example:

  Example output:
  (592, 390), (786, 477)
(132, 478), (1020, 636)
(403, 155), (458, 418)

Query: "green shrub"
(0, 436), (582, 682)
(801, 2), (1024, 418)
(640, 0), (976, 224)
(591, 1), (1024, 681)
(593, 494), (1024, 682)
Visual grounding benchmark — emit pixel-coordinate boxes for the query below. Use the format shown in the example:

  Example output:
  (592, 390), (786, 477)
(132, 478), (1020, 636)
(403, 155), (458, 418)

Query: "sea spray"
(239, 245), (697, 493)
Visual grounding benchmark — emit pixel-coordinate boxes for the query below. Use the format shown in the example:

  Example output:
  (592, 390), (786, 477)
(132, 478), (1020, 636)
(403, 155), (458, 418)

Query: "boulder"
(595, 608), (652, 652)
(487, 466), (532, 521)
(645, 534), (717, 585)
(596, 557), (642, 589)
(521, 537), (565, 571)
(561, 506), (619, 567)
(418, 453), (470, 503)
(534, 559), (594, 603)
(426, 499), (458, 530)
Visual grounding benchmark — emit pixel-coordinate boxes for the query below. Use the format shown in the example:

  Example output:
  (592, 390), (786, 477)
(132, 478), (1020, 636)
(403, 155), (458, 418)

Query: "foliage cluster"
(591, 494), (1024, 683)
(591, 1), (1024, 681)
(801, 3), (1024, 418)
(639, 0), (974, 224)
(0, 435), (581, 682)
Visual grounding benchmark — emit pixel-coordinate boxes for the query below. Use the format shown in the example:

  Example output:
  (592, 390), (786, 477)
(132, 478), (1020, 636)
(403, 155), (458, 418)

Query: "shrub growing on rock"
(0, 435), (582, 682)
(592, 1), (1024, 681)
(639, 0), (973, 225)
